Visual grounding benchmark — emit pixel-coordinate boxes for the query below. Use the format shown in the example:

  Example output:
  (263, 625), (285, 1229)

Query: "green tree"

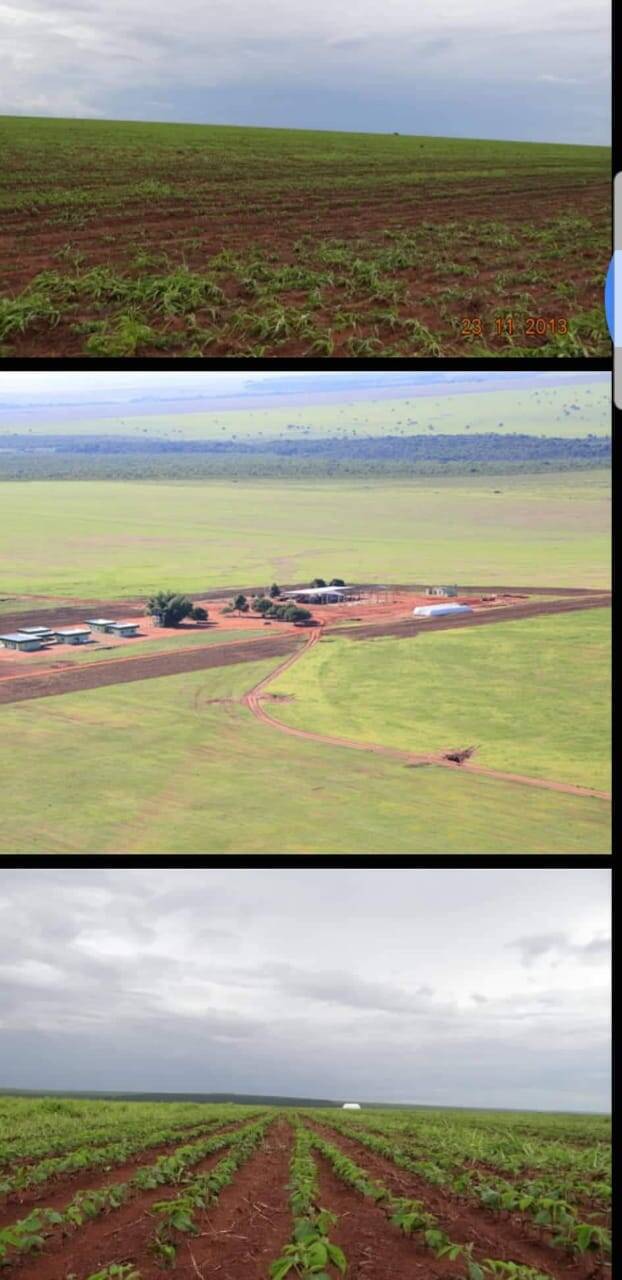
(284, 606), (313, 625)
(269, 583), (281, 598)
(310, 578), (326, 588)
(191, 605), (208, 622)
(330, 578), (345, 586)
(146, 591), (194, 627)
(232, 593), (249, 614)
(252, 596), (273, 614)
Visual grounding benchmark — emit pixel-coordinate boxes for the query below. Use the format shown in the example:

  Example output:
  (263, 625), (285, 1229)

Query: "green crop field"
(0, 380), (609, 440)
(270, 610), (611, 791)
(0, 470), (610, 601)
(0, 657), (610, 854)
(0, 1095), (610, 1279)
(0, 115), (610, 357)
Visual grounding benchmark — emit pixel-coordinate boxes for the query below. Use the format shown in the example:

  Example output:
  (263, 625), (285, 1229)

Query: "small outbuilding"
(108, 622), (140, 638)
(54, 627), (92, 645)
(0, 632), (44, 652)
(86, 618), (118, 633)
(342, 1102), (361, 1111)
(20, 626), (56, 642)
(413, 604), (472, 619)
(425, 585), (458, 597)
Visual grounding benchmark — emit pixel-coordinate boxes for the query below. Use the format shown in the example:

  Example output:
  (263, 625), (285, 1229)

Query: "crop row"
(0, 1097), (256, 1166)
(313, 1116), (610, 1256)
(334, 1109), (610, 1177)
(269, 1121), (347, 1280)
(0, 1114), (266, 1264)
(308, 1130), (555, 1280)
(0, 1118), (225, 1196)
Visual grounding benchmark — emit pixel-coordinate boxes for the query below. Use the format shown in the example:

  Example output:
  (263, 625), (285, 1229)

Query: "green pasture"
(0, 380), (609, 440)
(0, 657), (610, 853)
(0, 471), (610, 598)
(271, 610), (611, 790)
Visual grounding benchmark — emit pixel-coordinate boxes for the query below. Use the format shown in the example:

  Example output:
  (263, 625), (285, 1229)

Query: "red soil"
(7, 1120), (290, 1280)
(0, 632), (303, 705)
(314, 1149), (463, 1279)
(0, 600), (296, 674)
(307, 1122), (605, 1280)
(0, 1121), (242, 1230)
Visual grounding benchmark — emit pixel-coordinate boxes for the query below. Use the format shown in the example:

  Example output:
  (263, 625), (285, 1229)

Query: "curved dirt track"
(242, 628), (611, 802)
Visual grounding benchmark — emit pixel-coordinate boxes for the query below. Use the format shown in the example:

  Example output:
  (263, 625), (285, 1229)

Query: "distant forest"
(0, 432), (610, 480)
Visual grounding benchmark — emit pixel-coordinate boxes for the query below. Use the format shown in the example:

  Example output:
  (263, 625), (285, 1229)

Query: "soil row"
(3, 1117), (609, 1280)
(0, 633), (302, 706)
(305, 1119), (603, 1280)
(344, 594), (611, 642)
(0, 1120), (250, 1232)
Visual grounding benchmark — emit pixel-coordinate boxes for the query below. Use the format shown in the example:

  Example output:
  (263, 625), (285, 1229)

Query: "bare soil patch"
(0, 633), (302, 705)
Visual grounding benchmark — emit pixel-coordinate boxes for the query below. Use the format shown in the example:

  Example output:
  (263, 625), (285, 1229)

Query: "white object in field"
(342, 1102), (361, 1110)
(413, 603), (472, 618)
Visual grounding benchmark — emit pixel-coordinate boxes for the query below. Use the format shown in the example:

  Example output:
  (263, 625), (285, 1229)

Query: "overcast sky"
(0, 869), (610, 1112)
(2, 0), (609, 143)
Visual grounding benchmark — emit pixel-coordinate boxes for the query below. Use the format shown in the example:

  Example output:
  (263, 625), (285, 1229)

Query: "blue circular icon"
(604, 256), (614, 342)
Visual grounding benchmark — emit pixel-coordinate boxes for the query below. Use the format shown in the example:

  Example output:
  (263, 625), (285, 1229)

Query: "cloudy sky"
(0, 869), (610, 1112)
(2, 0), (610, 143)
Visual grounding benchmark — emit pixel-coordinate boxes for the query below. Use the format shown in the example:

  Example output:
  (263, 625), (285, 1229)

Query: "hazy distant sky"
(0, 371), (609, 411)
(0, 869), (610, 1111)
(1, 0), (610, 143)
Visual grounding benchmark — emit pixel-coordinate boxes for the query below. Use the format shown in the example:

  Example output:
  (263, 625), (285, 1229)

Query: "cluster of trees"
(146, 591), (208, 627)
(220, 586), (312, 625)
(2, 433), (609, 482)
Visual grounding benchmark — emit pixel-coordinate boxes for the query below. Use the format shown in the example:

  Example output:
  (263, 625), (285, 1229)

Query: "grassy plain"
(270, 611), (611, 790)
(0, 470), (610, 599)
(0, 659), (610, 853)
(0, 115), (610, 356)
(0, 381), (610, 440)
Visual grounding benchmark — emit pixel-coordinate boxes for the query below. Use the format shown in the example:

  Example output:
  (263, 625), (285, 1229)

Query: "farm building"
(54, 627), (92, 645)
(425, 585), (458, 597)
(342, 1103), (361, 1111)
(86, 618), (118, 633)
(20, 626), (56, 642)
(86, 619), (140, 637)
(108, 622), (140, 637)
(281, 587), (347, 605)
(0, 632), (45, 652)
(413, 603), (473, 618)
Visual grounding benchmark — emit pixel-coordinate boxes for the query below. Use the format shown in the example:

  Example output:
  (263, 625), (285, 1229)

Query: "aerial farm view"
(0, 370), (611, 854)
(0, 865), (612, 1280)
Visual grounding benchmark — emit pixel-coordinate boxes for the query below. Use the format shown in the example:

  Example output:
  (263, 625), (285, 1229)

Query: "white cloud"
(0, 0), (610, 138)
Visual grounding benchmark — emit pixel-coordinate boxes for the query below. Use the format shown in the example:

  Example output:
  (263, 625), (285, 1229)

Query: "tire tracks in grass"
(242, 629), (611, 801)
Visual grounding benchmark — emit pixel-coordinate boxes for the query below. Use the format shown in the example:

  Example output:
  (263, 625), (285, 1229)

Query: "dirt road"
(242, 631), (611, 802)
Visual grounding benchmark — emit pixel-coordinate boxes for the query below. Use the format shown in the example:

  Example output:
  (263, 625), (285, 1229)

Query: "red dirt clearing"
(0, 632), (303, 705)
(307, 1123), (603, 1280)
